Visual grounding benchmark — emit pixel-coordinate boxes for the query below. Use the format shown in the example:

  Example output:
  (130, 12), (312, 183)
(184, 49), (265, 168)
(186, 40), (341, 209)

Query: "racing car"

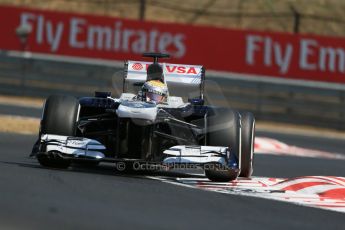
(31, 53), (255, 182)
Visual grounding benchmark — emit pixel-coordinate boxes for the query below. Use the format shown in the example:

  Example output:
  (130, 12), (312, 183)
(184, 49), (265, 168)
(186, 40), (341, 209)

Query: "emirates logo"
(132, 63), (143, 70)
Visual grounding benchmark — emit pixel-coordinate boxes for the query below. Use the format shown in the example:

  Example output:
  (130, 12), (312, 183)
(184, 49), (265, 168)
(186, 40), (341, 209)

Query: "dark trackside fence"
(1, 51), (345, 130)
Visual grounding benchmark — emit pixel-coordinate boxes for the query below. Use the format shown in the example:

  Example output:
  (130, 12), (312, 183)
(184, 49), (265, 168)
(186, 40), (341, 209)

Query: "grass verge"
(0, 115), (39, 135)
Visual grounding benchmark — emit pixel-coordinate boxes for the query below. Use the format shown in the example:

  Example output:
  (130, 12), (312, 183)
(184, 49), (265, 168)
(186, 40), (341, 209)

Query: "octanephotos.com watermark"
(114, 161), (230, 171)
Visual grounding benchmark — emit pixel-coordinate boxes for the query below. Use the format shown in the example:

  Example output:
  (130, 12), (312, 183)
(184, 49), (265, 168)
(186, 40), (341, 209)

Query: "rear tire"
(204, 108), (241, 182)
(239, 112), (255, 177)
(38, 95), (79, 169)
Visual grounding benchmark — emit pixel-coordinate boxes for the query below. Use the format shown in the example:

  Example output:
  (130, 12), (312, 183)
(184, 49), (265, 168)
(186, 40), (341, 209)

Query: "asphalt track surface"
(0, 104), (41, 118)
(0, 131), (343, 230)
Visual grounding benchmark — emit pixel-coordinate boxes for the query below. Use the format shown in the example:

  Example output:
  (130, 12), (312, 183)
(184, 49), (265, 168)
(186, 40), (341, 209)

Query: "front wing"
(35, 134), (239, 170)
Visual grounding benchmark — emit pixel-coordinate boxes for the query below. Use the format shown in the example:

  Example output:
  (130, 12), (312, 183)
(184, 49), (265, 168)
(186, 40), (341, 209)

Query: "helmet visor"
(146, 92), (164, 103)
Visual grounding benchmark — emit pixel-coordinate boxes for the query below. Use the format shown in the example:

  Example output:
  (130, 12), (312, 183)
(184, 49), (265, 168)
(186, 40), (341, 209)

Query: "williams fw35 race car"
(31, 53), (255, 182)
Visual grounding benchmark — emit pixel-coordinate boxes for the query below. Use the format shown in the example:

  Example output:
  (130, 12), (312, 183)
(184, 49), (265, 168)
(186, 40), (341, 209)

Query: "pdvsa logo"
(132, 63), (143, 70)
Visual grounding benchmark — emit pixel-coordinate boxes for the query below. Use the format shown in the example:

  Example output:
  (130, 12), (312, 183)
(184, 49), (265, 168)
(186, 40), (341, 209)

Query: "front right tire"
(37, 95), (79, 169)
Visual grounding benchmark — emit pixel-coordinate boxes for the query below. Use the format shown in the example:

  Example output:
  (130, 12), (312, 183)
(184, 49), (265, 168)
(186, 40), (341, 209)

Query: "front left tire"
(239, 112), (255, 177)
(204, 108), (241, 182)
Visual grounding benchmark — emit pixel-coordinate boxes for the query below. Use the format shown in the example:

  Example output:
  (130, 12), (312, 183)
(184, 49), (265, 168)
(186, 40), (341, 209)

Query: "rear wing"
(123, 61), (205, 99)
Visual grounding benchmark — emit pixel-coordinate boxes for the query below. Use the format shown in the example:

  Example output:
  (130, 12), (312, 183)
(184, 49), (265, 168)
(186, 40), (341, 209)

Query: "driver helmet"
(141, 80), (168, 104)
